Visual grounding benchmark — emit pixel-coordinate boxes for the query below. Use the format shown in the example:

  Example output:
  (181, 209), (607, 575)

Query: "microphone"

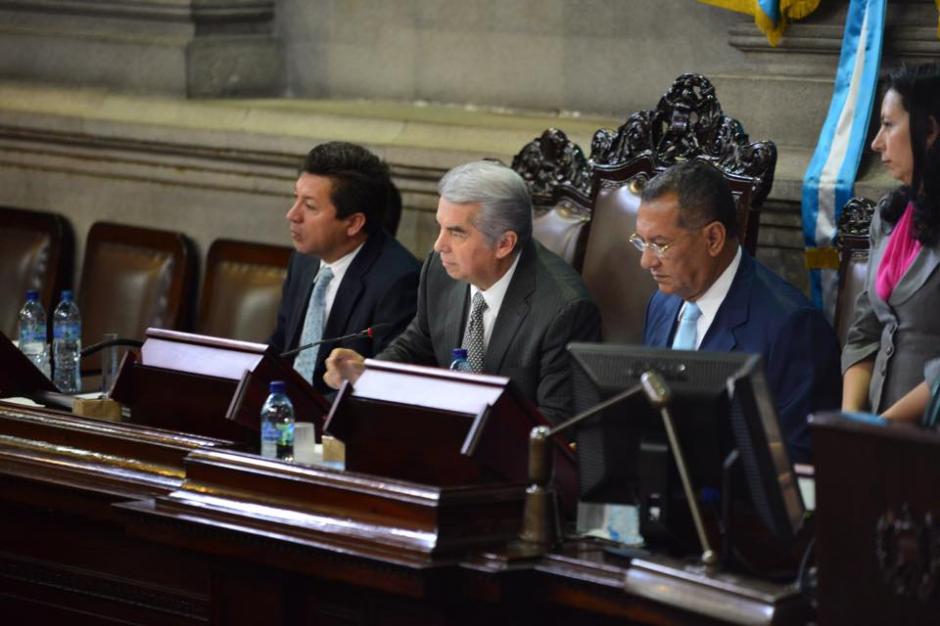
(81, 337), (144, 358)
(279, 322), (392, 359)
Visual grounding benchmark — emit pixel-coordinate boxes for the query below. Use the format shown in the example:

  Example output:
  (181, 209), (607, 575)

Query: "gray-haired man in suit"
(324, 160), (601, 423)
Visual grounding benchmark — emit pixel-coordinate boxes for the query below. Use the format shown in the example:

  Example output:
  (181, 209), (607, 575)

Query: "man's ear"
(345, 212), (367, 237)
(704, 221), (727, 257)
(495, 231), (519, 260)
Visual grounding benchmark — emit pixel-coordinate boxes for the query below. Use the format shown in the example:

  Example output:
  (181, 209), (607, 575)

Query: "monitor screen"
(568, 343), (804, 553)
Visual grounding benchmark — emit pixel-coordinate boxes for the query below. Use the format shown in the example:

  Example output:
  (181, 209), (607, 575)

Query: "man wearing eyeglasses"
(636, 159), (841, 464)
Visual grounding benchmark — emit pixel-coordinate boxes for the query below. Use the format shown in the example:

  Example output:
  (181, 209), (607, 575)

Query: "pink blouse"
(876, 201), (922, 302)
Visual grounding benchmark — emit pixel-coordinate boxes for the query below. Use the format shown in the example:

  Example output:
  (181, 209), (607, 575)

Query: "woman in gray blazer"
(842, 63), (940, 421)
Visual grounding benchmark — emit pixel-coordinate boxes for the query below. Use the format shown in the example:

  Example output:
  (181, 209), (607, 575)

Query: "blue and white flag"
(802, 0), (886, 320)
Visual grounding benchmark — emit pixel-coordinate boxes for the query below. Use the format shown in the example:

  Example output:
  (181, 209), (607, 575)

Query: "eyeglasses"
(629, 222), (716, 259)
(628, 233), (676, 259)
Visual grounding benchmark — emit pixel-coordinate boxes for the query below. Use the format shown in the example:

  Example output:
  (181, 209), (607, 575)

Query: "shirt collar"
(319, 241), (364, 284)
(692, 245), (741, 325)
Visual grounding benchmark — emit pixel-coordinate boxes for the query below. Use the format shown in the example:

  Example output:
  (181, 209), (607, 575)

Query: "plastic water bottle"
(52, 290), (82, 393)
(18, 290), (50, 378)
(449, 348), (471, 372)
(260, 380), (295, 460)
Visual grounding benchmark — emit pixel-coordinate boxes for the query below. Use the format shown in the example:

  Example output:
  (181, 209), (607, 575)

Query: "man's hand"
(324, 348), (366, 389)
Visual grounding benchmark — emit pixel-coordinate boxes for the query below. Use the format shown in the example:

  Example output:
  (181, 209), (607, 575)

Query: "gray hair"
(438, 160), (533, 251)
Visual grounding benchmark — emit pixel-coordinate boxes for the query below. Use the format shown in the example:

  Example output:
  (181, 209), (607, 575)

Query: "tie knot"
(318, 266), (334, 283)
(681, 301), (701, 322)
(471, 291), (487, 315)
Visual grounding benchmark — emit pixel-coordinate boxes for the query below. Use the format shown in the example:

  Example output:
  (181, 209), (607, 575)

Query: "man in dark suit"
(637, 160), (841, 463)
(324, 160), (601, 423)
(269, 142), (420, 395)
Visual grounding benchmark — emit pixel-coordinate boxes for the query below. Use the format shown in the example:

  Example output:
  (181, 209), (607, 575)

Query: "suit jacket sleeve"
(841, 212), (885, 372)
(766, 307), (842, 464)
(367, 268), (420, 355)
(535, 297), (602, 424)
(376, 253), (437, 366)
(268, 252), (301, 353)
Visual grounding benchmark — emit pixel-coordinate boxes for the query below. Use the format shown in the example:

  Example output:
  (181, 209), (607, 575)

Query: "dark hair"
(641, 159), (738, 238)
(302, 142), (392, 235)
(879, 63), (940, 246)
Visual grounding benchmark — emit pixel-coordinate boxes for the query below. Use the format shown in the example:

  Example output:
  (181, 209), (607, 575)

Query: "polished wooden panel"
(812, 413), (940, 626)
(0, 402), (809, 625)
(0, 403), (231, 624)
(111, 328), (329, 446)
(834, 197), (875, 347)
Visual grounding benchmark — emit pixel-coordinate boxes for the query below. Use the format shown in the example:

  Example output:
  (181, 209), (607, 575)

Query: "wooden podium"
(110, 328), (329, 446)
(812, 412), (940, 625)
(324, 359), (579, 511)
(0, 331), (58, 397)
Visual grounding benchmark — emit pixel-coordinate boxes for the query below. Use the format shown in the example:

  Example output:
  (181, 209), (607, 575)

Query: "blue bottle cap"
(60, 290), (73, 302)
(269, 380), (286, 394)
(451, 348), (468, 360)
(26, 289), (39, 301)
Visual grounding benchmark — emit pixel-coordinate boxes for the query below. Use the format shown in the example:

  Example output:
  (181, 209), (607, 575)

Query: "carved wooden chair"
(197, 239), (292, 343)
(834, 197), (876, 347)
(0, 207), (73, 340)
(580, 74), (778, 343)
(511, 128), (593, 270)
(78, 222), (196, 373)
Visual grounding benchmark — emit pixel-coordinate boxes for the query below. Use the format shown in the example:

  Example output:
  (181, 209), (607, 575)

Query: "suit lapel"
(699, 251), (752, 352)
(441, 277), (469, 364)
(648, 296), (682, 347)
(485, 242), (535, 373)
(322, 234), (383, 340)
(889, 241), (940, 307)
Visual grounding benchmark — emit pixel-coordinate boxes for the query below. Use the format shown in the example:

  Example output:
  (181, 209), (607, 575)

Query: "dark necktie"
(462, 291), (488, 373)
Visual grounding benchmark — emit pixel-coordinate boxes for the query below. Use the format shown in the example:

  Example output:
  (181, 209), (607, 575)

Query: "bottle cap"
(61, 290), (73, 302)
(269, 380), (286, 394)
(26, 289), (39, 301)
(451, 348), (468, 360)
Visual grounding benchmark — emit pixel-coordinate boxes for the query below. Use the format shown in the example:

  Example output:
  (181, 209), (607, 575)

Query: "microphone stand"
(518, 371), (717, 567)
(279, 323), (391, 359)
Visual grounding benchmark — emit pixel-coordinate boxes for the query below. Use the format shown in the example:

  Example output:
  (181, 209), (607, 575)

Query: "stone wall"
(0, 0), (937, 298)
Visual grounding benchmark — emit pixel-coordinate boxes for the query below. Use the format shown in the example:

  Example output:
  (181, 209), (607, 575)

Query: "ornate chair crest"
(833, 196), (876, 347)
(511, 128), (593, 269)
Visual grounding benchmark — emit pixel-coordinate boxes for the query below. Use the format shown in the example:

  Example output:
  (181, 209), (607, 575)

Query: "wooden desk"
(0, 402), (807, 625)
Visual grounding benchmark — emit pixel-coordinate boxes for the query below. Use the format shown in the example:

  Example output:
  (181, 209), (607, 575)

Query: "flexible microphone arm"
(81, 337), (144, 358)
(278, 322), (392, 359)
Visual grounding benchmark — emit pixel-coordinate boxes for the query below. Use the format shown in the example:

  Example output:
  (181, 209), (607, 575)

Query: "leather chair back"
(78, 222), (195, 371)
(582, 74), (777, 343)
(512, 128), (593, 270)
(198, 239), (292, 343)
(0, 207), (73, 339)
(834, 197), (876, 347)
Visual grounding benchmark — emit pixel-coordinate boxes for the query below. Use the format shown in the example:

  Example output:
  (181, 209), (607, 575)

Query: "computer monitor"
(568, 343), (804, 555)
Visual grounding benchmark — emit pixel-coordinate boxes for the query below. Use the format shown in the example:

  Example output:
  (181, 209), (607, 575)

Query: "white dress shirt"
(319, 242), (364, 321)
(464, 252), (522, 350)
(677, 245), (742, 349)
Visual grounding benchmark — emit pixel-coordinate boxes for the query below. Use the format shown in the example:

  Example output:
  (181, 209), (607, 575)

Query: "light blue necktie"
(293, 266), (334, 382)
(671, 301), (702, 351)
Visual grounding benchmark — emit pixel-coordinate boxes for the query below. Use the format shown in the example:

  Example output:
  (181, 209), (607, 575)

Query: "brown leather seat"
(834, 197), (876, 348)
(197, 239), (292, 343)
(78, 222), (195, 372)
(0, 207), (73, 339)
(580, 74), (777, 343)
(512, 128), (593, 270)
